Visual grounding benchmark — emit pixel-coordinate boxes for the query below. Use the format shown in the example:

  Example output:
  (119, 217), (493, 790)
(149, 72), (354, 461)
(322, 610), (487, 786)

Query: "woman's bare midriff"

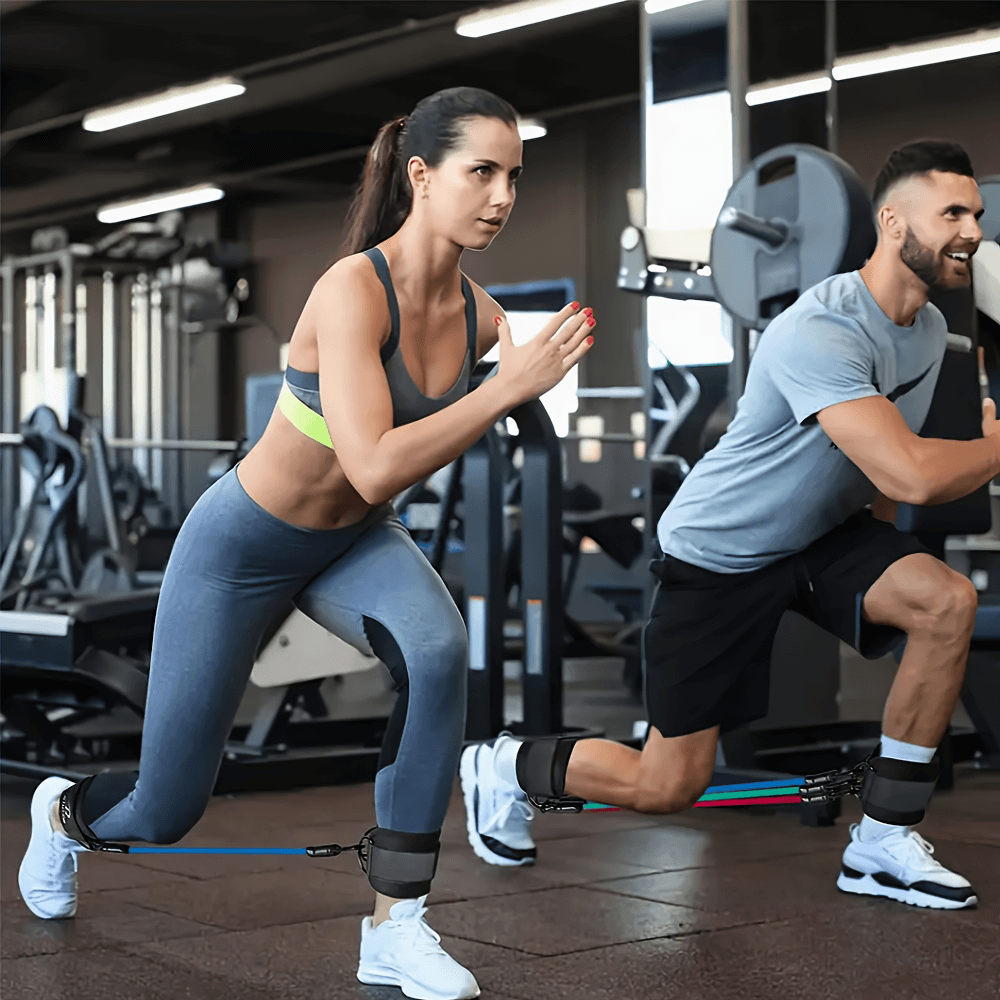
(236, 406), (374, 531)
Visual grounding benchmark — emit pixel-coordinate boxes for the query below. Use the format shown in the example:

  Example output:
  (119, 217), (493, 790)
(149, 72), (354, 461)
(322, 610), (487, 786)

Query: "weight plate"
(710, 144), (876, 329)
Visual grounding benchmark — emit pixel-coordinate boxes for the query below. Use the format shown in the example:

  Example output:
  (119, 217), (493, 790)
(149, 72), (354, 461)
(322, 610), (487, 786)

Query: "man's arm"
(817, 394), (1000, 506)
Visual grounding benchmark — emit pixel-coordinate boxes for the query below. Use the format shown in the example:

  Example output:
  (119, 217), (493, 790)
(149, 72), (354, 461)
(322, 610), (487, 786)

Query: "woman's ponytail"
(339, 116), (410, 257)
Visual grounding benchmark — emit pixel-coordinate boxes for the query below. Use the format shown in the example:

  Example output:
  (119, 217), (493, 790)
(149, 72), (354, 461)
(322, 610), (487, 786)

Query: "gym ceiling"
(2, 0), (998, 248)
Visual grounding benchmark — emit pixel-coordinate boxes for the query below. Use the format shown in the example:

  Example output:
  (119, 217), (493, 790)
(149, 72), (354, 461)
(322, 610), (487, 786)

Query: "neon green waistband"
(277, 381), (333, 449)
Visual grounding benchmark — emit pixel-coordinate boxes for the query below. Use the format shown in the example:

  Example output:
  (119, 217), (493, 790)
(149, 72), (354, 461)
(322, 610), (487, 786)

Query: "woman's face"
(410, 116), (523, 250)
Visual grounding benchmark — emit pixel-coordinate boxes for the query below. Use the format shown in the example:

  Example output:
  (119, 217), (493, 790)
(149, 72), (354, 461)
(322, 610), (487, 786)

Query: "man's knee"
(632, 772), (710, 814)
(874, 558), (978, 641)
(914, 574), (978, 641)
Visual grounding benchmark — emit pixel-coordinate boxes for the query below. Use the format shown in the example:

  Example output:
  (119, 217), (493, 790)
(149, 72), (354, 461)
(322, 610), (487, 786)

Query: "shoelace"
(895, 829), (949, 873)
(481, 790), (533, 835)
(391, 904), (446, 955)
(872, 826), (949, 874)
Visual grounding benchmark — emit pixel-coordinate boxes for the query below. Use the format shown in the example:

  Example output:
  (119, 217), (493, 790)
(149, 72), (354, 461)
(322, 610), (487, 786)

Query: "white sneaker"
(18, 776), (86, 920)
(838, 822), (977, 909)
(459, 738), (536, 867)
(357, 895), (480, 1000)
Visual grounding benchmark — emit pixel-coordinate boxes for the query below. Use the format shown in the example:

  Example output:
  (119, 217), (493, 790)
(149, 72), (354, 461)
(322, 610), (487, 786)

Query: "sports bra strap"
(460, 274), (477, 358)
(363, 247), (401, 364)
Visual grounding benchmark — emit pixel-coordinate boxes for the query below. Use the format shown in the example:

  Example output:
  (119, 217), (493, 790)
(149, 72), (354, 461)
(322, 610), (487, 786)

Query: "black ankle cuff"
(58, 776), (130, 853)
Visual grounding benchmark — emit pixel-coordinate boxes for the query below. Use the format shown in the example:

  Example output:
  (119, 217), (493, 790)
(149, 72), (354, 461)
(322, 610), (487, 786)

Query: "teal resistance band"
(584, 769), (861, 813)
(95, 773), (857, 855)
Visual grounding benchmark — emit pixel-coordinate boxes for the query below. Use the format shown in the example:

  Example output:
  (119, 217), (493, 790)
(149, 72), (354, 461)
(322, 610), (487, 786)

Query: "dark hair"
(872, 140), (975, 208)
(340, 87), (520, 258)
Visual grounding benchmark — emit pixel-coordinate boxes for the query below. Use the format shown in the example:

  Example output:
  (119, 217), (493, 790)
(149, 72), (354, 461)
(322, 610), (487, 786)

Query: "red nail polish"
(570, 301), (580, 310)
(584, 308), (593, 317)
(495, 316), (502, 326)
(586, 336), (594, 345)
(587, 318), (596, 327)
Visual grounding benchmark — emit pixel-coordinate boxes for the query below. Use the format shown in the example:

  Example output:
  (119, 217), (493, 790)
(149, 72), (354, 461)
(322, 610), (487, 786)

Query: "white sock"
(858, 735), (936, 843)
(879, 735), (935, 765)
(491, 734), (523, 790)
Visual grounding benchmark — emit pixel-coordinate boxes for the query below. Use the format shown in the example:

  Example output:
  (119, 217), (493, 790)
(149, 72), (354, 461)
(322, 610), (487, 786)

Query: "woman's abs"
(236, 406), (374, 530)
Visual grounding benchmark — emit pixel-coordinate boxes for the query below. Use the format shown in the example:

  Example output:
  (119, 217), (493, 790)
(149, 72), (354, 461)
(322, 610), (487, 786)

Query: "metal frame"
(462, 397), (565, 737)
(0, 244), (233, 545)
(727, 0), (751, 417)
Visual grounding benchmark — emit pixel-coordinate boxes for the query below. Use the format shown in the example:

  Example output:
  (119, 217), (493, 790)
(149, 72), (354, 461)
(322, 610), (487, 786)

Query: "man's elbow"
(891, 464), (936, 507)
(901, 483), (933, 507)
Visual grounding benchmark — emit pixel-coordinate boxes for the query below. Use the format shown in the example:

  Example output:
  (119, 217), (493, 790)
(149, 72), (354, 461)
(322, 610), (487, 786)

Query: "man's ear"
(877, 203), (903, 242)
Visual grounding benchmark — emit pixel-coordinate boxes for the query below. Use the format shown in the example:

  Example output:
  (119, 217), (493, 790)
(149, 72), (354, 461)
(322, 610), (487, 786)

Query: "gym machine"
(0, 221), (394, 791)
(619, 150), (1000, 813)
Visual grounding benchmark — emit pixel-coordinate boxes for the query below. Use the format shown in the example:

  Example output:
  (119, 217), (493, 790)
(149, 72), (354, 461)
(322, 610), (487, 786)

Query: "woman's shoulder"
(316, 250), (377, 286)
(311, 252), (385, 307)
(304, 253), (391, 348)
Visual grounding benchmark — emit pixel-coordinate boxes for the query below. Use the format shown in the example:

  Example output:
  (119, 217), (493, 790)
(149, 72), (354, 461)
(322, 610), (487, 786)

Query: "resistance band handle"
(305, 842), (362, 858)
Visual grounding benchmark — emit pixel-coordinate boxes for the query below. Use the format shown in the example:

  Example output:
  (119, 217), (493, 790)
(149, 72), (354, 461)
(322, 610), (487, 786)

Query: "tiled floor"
(3, 763), (998, 1000)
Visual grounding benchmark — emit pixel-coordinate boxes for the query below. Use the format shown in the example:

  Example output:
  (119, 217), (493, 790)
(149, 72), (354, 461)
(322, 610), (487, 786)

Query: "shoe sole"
(459, 745), (534, 868)
(357, 963), (480, 999)
(836, 871), (977, 910)
(18, 776), (79, 920)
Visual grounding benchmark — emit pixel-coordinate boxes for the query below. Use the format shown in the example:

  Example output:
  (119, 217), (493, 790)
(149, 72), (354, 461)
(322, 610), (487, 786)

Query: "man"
(461, 140), (986, 910)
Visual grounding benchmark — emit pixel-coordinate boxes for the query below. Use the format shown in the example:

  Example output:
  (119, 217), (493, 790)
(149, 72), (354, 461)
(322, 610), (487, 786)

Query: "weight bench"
(1, 589), (159, 778)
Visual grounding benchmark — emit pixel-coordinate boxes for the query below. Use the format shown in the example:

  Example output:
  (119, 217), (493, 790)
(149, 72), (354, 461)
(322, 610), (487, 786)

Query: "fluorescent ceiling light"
(517, 117), (547, 140)
(644, 0), (703, 14)
(97, 184), (224, 224)
(746, 73), (831, 106)
(83, 76), (246, 132)
(455, 0), (628, 38)
(833, 28), (1000, 81)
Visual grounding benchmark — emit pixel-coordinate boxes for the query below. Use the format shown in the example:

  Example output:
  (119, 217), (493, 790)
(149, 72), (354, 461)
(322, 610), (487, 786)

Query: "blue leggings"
(81, 467), (468, 844)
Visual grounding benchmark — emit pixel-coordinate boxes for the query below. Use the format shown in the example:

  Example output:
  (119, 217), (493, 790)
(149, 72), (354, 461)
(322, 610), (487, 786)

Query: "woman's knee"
(415, 616), (469, 679)
(134, 796), (210, 844)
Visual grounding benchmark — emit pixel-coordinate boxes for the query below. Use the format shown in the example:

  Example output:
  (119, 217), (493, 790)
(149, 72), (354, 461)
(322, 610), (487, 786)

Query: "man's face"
(886, 171), (983, 289)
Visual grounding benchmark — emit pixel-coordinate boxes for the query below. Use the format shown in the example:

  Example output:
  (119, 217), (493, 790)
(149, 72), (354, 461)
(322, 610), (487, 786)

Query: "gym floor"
(3, 657), (998, 1000)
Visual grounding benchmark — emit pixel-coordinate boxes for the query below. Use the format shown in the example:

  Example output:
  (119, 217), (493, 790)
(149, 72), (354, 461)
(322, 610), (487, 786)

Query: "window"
(645, 90), (734, 366)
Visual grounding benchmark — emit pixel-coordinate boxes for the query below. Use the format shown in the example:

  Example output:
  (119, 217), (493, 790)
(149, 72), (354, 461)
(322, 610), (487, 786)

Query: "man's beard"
(900, 226), (945, 287)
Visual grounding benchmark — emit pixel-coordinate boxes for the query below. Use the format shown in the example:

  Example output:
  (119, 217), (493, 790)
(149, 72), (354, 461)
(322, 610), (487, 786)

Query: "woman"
(18, 86), (595, 1000)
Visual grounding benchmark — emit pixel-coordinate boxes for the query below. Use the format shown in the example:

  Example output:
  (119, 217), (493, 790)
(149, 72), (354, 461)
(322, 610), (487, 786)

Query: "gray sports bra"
(284, 246), (478, 428)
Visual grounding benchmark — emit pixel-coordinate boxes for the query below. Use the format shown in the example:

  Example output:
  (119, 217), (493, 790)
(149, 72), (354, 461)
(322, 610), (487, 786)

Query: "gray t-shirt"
(656, 270), (949, 573)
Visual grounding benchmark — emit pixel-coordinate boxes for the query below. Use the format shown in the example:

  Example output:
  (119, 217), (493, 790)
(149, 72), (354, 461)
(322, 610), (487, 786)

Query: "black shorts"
(642, 510), (932, 738)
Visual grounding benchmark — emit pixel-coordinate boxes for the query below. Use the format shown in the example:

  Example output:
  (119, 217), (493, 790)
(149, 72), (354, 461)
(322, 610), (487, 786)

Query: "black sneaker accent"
(840, 865), (864, 880)
(471, 763), (536, 862)
(909, 880), (977, 903)
(873, 871), (908, 890)
(481, 834), (536, 862)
